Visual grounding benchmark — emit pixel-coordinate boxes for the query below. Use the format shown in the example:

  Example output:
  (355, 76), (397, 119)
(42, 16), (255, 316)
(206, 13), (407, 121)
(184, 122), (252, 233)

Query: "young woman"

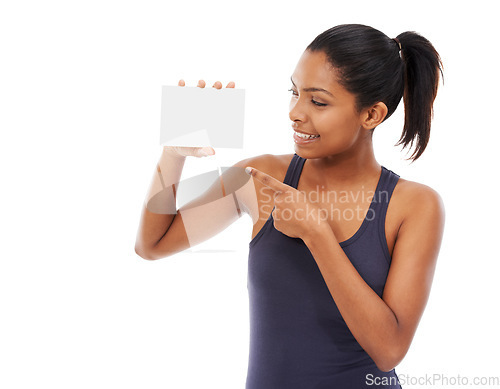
(135, 24), (445, 389)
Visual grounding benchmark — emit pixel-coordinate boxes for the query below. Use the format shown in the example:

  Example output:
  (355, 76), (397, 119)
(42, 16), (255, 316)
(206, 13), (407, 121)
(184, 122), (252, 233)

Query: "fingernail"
(200, 150), (209, 157)
(245, 167), (253, 175)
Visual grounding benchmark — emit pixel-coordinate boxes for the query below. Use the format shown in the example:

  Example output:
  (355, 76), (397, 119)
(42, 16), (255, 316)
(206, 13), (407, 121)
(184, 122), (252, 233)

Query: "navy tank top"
(246, 153), (403, 389)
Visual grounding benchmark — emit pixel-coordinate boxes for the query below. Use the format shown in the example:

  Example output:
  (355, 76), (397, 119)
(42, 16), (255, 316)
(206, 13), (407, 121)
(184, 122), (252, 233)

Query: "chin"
(293, 146), (318, 159)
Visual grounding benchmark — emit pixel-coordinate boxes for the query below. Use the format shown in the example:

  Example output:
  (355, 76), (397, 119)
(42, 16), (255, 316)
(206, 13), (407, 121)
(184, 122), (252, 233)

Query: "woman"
(135, 24), (445, 389)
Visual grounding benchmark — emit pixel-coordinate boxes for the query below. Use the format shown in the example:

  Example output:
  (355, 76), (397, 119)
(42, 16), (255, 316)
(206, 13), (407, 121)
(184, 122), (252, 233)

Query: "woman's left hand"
(245, 166), (327, 241)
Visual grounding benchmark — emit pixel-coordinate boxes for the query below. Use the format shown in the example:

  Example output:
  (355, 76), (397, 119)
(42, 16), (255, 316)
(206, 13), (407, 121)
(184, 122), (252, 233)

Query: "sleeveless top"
(246, 153), (403, 389)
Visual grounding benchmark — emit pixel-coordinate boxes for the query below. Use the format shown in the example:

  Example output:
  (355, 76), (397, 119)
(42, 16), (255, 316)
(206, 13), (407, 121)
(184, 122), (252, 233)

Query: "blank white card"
(159, 85), (246, 148)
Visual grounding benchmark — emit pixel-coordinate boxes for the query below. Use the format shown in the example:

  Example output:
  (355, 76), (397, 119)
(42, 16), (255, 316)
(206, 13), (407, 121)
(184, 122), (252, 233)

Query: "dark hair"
(306, 24), (443, 162)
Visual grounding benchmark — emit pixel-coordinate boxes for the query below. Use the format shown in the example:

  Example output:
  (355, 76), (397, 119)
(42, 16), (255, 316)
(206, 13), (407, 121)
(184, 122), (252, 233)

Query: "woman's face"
(289, 50), (370, 160)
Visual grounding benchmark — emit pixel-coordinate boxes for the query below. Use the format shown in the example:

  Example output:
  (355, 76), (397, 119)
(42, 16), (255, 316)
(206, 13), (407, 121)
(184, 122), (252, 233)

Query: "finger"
(178, 79), (185, 87)
(245, 167), (291, 193)
(194, 147), (212, 157)
(201, 146), (215, 156)
(197, 79), (206, 88)
(226, 81), (235, 88)
(213, 81), (222, 89)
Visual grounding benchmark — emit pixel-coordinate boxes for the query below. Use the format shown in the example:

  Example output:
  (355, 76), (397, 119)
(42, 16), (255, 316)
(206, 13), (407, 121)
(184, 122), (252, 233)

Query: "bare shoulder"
(220, 152), (293, 191)
(231, 152), (294, 178)
(230, 153), (274, 171)
(229, 153), (294, 221)
(392, 176), (445, 223)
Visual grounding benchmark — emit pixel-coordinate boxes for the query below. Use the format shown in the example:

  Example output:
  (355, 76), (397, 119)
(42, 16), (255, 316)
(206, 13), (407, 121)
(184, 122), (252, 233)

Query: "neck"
(303, 141), (380, 187)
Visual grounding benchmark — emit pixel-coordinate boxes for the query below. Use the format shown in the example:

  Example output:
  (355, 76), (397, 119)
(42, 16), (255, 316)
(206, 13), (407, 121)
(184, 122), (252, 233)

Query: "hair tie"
(392, 38), (402, 58)
(393, 37), (402, 51)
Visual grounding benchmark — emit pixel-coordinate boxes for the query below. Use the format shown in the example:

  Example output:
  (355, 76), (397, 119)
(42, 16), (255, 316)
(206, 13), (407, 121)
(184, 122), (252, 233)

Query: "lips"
(292, 128), (320, 136)
(293, 131), (321, 144)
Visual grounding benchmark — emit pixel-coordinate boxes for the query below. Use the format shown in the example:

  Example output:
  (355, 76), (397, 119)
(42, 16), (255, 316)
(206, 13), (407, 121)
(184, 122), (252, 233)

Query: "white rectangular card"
(159, 85), (245, 148)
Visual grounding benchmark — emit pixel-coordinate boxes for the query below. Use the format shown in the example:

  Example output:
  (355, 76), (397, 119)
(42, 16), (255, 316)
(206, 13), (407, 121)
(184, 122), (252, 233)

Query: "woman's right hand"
(163, 79), (236, 158)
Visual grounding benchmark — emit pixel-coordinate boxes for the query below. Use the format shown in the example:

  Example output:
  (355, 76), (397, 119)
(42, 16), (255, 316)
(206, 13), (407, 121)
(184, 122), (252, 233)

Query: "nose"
(289, 95), (308, 123)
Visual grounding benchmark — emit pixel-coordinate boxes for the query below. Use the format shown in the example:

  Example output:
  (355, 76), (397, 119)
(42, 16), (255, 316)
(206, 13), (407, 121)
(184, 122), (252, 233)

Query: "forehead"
(291, 50), (341, 90)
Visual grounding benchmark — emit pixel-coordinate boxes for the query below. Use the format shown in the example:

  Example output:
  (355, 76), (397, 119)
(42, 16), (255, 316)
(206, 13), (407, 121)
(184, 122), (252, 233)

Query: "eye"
(288, 88), (327, 107)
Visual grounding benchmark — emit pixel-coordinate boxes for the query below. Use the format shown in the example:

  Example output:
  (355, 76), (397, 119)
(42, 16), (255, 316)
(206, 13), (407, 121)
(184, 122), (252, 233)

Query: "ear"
(360, 102), (388, 130)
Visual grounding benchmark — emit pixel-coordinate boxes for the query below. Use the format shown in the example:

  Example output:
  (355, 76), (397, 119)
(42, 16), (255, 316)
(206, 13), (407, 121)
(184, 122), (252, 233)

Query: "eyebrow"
(290, 76), (334, 97)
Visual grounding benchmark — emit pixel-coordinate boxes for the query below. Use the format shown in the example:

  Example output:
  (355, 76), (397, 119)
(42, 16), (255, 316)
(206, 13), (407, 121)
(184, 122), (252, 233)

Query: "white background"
(1, 0), (499, 388)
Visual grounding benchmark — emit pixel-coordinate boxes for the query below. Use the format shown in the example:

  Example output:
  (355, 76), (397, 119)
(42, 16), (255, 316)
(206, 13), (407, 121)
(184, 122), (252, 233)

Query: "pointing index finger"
(245, 167), (290, 193)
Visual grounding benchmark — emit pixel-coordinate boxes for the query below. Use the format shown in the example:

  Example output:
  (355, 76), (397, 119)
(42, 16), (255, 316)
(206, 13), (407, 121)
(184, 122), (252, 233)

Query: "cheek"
(317, 111), (361, 146)
(317, 110), (358, 135)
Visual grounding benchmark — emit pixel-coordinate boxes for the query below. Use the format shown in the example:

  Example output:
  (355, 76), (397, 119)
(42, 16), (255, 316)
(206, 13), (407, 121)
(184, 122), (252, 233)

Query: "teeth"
(295, 131), (320, 139)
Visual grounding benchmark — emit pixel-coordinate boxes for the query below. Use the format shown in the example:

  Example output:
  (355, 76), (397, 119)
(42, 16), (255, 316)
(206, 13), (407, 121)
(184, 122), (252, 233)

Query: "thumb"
(197, 147), (215, 157)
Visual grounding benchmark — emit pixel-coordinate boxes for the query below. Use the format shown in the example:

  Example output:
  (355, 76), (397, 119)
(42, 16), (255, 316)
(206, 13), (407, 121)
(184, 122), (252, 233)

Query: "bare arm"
(135, 152), (266, 260)
(135, 79), (268, 260)
(134, 147), (188, 259)
(304, 185), (445, 371)
(135, 78), (231, 259)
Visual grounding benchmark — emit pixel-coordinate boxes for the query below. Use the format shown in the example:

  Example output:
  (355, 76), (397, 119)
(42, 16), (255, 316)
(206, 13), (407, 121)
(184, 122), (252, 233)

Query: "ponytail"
(306, 24), (444, 162)
(396, 32), (443, 161)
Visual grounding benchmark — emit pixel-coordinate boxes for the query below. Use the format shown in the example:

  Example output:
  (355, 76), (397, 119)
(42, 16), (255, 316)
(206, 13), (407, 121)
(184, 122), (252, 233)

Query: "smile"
(293, 131), (321, 144)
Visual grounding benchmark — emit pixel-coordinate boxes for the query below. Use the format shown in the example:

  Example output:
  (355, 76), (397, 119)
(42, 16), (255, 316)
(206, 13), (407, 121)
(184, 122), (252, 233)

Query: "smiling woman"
(242, 24), (444, 389)
(135, 23), (445, 389)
